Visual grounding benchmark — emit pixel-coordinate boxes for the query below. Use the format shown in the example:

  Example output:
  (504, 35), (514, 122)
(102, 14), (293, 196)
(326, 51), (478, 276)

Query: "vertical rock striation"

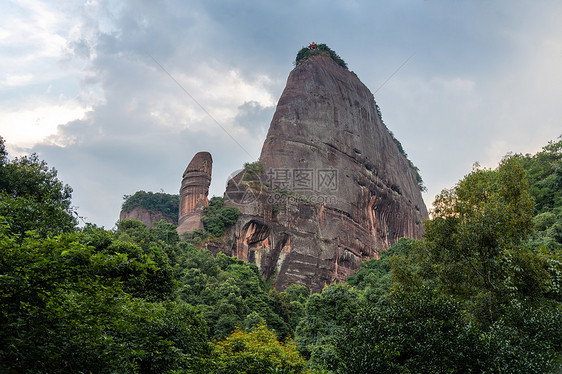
(223, 55), (428, 292)
(177, 152), (212, 235)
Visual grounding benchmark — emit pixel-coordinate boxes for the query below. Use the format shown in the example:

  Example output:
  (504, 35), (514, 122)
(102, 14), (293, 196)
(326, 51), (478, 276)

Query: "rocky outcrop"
(222, 55), (428, 292)
(119, 207), (174, 228)
(177, 152), (212, 235)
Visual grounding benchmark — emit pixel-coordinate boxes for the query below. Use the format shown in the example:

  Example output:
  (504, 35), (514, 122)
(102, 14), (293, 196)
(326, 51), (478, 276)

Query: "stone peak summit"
(173, 45), (428, 291)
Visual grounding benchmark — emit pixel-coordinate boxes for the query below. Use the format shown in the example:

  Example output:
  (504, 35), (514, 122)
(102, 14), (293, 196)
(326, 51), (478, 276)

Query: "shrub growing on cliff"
(242, 160), (264, 182)
(201, 197), (241, 237)
(376, 105), (426, 192)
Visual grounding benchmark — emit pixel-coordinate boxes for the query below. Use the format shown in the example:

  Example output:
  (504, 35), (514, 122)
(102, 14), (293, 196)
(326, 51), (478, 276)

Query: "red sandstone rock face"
(177, 152), (212, 235)
(223, 55), (428, 293)
(119, 207), (174, 228)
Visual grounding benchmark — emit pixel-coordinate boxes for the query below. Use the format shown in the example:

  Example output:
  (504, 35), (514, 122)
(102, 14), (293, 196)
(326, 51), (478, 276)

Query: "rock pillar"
(177, 152), (212, 235)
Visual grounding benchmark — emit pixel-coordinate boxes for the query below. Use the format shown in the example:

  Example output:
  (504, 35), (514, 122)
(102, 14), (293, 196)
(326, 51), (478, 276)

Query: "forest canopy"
(1, 136), (561, 373)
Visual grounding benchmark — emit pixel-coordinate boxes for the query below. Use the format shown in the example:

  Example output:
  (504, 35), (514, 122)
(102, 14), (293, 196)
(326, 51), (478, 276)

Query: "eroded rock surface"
(177, 152), (212, 235)
(223, 55), (428, 292)
(119, 207), (174, 228)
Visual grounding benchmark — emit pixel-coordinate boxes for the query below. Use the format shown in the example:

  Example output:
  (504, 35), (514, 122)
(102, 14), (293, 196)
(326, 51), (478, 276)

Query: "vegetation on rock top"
(122, 190), (179, 223)
(295, 44), (425, 192)
(295, 43), (348, 69)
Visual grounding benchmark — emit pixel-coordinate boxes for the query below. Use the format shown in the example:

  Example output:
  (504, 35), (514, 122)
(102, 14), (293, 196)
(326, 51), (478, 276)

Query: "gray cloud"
(0, 0), (557, 227)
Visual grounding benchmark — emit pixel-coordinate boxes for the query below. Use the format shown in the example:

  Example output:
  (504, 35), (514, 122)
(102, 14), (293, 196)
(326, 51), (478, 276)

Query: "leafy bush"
(213, 323), (307, 374)
(244, 160), (264, 175)
(201, 197), (241, 237)
(242, 160), (264, 182)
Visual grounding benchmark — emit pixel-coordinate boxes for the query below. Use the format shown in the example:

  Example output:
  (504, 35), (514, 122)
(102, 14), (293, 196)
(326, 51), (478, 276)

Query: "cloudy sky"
(1, 0), (561, 228)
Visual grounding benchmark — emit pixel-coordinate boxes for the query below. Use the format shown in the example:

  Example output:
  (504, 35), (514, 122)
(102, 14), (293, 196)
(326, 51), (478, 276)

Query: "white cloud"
(0, 99), (91, 152)
(0, 0), (68, 62)
(1, 73), (35, 87)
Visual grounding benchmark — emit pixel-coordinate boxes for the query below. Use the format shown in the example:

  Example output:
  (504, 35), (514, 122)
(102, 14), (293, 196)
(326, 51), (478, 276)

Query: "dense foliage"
(295, 284), (361, 370)
(122, 190), (179, 223)
(327, 153), (562, 373)
(213, 323), (307, 373)
(1, 137), (561, 373)
(0, 222), (213, 373)
(200, 196), (241, 238)
(295, 43), (348, 69)
(514, 139), (562, 249)
(0, 141), (307, 373)
(0, 137), (77, 238)
(174, 242), (304, 340)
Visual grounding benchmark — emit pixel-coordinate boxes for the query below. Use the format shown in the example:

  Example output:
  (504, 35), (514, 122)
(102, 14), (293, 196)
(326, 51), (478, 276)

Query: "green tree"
(107, 219), (177, 301)
(347, 238), (416, 305)
(201, 197), (241, 237)
(514, 138), (562, 215)
(0, 222), (212, 373)
(412, 157), (536, 324)
(0, 138), (77, 238)
(295, 284), (361, 370)
(514, 138), (562, 249)
(213, 322), (307, 374)
(333, 285), (562, 374)
(175, 245), (295, 340)
(330, 153), (562, 373)
(332, 288), (485, 374)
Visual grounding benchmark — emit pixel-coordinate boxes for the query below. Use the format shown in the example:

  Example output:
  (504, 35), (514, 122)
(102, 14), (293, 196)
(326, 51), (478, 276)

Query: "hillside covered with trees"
(121, 190), (179, 224)
(1, 136), (561, 373)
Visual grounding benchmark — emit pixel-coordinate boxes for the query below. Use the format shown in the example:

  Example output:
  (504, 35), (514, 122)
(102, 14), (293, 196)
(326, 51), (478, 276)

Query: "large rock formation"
(119, 207), (174, 228)
(222, 55), (428, 292)
(176, 152), (212, 235)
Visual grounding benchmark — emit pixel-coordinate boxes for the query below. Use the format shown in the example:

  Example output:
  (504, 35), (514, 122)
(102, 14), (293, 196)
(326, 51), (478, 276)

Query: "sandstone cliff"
(176, 152), (212, 235)
(222, 55), (428, 292)
(119, 207), (174, 228)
